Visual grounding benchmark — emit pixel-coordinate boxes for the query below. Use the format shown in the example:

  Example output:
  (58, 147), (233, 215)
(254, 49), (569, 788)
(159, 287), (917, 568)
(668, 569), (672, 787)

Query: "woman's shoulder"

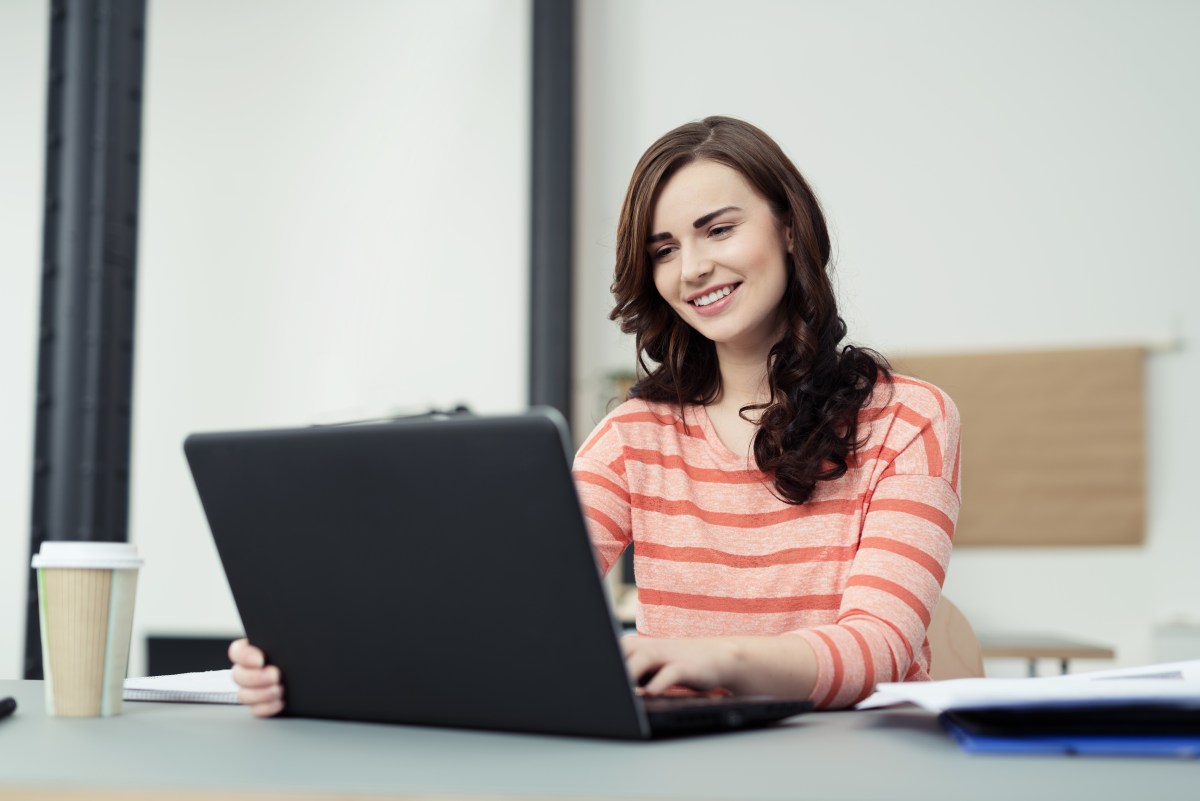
(861, 372), (961, 484)
(867, 372), (960, 429)
(598, 396), (686, 427)
(575, 397), (688, 460)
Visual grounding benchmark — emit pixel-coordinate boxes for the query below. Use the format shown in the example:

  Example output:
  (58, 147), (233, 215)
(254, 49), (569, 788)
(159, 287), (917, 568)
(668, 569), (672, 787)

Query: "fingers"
(621, 636), (663, 687)
(624, 638), (687, 694)
(228, 638), (264, 668)
(238, 681), (285, 718)
(233, 666), (285, 718)
(641, 663), (690, 696)
(228, 638), (285, 717)
(622, 637), (727, 695)
(231, 663), (281, 689)
(627, 644), (699, 695)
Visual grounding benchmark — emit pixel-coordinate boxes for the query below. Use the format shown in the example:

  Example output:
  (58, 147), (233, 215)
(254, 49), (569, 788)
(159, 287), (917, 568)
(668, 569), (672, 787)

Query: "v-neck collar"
(689, 403), (764, 474)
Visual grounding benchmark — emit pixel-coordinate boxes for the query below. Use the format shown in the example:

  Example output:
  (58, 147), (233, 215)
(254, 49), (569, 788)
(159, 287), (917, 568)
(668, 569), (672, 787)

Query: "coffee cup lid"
(31, 541), (143, 569)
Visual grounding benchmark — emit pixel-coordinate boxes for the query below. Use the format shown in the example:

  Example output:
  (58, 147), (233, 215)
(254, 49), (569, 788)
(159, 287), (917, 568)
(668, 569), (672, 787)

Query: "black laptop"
(184, 408), (811, 739)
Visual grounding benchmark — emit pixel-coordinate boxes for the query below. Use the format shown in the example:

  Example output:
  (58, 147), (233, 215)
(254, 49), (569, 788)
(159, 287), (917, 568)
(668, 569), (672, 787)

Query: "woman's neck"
(711, 314), (786, 411)
(713, 346), (773, 411)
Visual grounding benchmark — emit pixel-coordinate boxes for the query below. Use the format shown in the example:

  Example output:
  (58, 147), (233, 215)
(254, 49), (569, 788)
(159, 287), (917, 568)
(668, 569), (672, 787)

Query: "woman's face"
(649, 159), (790, 358)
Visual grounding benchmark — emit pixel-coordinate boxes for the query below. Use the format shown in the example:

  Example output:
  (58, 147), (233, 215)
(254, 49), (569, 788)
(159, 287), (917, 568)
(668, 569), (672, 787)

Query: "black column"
(529, 0), (575, 429)
(24, 0), (148, 679)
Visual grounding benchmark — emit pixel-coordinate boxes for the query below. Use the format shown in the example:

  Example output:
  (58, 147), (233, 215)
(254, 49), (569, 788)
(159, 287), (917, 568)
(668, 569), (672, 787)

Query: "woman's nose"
(680, 247), (712, 284)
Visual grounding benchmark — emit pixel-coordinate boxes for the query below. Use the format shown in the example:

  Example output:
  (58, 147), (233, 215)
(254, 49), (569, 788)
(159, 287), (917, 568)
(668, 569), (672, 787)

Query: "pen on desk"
(0, 696), (15, 721)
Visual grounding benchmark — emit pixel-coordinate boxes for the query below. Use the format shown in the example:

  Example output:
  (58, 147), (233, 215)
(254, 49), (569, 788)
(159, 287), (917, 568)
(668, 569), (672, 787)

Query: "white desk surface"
(0, 679), (1195, 801)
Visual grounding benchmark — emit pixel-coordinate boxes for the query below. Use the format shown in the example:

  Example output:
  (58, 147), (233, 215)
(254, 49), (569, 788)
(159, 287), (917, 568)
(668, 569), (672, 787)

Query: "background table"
(978, 633), (1117, 676)
(0, 679), (1194, 801)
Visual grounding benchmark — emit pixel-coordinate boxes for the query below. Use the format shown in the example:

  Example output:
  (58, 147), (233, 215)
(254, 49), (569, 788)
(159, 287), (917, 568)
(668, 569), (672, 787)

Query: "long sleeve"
(791, 378), (961, 707)
(573, 450), (632, 576)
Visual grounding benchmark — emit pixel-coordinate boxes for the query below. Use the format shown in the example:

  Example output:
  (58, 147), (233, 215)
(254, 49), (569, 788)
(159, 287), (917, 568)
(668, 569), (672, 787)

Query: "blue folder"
(940, 714), (1200, 758)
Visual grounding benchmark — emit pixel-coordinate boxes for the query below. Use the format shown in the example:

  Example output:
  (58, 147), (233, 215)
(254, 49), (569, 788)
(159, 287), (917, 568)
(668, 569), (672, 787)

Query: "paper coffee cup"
(32, 541), (143, 717)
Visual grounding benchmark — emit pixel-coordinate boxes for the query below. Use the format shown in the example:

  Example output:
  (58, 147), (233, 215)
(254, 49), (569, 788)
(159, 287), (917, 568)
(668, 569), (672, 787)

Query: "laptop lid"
(185, 409), (809, 739)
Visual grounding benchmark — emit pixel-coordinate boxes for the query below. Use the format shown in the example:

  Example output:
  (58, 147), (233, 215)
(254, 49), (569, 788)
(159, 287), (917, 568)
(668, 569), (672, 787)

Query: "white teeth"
(692, 286), (733, 307)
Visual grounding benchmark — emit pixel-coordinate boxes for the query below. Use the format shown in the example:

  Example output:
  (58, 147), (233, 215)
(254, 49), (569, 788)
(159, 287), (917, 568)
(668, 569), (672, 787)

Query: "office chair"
(927, 596), (985, 680)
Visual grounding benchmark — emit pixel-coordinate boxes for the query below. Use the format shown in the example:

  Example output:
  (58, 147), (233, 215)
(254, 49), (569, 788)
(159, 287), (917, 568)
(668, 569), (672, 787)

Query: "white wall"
(126, 0), (530, 676)
(0, 0), (530, 678)
(575, 0), (1200, 674)
(0, 1), (47, 680)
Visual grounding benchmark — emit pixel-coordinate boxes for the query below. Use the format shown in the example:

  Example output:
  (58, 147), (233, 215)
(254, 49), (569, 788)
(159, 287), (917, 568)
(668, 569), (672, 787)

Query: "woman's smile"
(688, 282), (741, 315)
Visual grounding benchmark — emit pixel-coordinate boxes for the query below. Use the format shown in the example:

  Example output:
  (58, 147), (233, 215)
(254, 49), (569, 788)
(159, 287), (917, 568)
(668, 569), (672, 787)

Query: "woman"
(231, 116), (960, 714)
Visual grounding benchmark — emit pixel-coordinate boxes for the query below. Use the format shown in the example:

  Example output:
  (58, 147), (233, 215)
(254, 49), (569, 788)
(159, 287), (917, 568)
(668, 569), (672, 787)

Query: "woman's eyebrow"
(693, 206), (741, 229)
(646, 206), (743, 244)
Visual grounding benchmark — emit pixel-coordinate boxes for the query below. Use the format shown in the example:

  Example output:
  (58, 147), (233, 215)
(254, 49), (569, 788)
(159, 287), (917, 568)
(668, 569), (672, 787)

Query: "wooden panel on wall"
(892, 347), (1145, 546)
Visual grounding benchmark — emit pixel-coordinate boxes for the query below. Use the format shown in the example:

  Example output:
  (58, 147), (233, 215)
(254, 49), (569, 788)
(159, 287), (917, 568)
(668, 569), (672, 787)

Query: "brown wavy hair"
(610, 116), (890, 504)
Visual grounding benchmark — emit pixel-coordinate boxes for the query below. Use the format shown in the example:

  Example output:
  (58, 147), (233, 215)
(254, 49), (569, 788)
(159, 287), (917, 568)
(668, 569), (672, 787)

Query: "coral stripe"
(633, 494), (857, 527)
(583, 411), (701, 455)
(584, 508), (625, 544)
(894, 404), (942, 475)
(860, 402), (901, 424)
(920, 425), (943, 476)
(892, 375), (946, 417)
(858, 536), (946, 584)
(848, 444), (900, 469)
(574, 470), (629, 504)
(868, 498), (954, 539)
(813, 629), (844, 708)
(636, 541), (858, 568)
(841, 608), (914, 664)
(950, 440), (961, 494)
(621, 447), (764, 483)
(849, 615), (901, 681)
(638, 588), (842, 614)
(845, 624), (875, 698)
(845, 575), (931, 629)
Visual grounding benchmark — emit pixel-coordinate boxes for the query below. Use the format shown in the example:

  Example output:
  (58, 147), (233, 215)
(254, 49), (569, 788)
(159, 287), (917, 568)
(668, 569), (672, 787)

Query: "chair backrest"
(927, 596), (985, 680)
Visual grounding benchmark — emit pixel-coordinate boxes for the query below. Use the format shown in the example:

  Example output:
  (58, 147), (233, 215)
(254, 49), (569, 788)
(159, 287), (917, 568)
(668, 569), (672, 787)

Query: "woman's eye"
(653, 245), (677, 261)
(710, 224), (734, 238)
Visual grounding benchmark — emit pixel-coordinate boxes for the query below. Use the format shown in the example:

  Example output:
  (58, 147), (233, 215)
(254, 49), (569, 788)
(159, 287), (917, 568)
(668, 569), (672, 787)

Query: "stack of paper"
(123, 669), (239, 704)
(859, 660), (1200, 757)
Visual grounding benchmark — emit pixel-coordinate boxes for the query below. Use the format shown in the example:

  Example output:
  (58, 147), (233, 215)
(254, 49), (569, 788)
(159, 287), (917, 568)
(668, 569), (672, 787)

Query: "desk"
(0, 679), (1194, 801)
(978, 633), (1117, 676)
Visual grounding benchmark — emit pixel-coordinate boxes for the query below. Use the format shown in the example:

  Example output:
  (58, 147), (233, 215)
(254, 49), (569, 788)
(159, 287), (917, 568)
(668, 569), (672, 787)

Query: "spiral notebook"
(123, 670), (239, 704)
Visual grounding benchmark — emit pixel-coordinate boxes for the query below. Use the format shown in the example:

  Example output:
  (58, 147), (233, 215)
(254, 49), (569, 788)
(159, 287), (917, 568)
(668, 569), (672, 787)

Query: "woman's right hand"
(228, 638), (285, 717)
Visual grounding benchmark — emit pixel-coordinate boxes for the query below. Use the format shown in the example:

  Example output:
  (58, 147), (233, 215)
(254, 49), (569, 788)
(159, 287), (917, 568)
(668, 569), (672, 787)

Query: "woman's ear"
(777, 213), (794, 255)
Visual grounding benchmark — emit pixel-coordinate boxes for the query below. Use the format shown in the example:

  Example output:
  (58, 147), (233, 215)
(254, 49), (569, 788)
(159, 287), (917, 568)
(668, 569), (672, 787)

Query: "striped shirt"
(573, 375), (961, 709)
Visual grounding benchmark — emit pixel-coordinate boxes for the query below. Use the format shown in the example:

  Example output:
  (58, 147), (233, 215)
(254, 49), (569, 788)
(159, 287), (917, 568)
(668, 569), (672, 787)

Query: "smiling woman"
(575, 116), (962, 708)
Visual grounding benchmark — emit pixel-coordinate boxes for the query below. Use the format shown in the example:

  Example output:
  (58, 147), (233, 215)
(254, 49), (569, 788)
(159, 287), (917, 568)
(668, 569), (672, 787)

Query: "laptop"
(184, 408), (812, 739)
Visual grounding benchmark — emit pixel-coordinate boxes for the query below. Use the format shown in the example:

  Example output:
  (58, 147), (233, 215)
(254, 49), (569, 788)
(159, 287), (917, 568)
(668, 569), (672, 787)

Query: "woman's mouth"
(689, 283), (741, 316)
